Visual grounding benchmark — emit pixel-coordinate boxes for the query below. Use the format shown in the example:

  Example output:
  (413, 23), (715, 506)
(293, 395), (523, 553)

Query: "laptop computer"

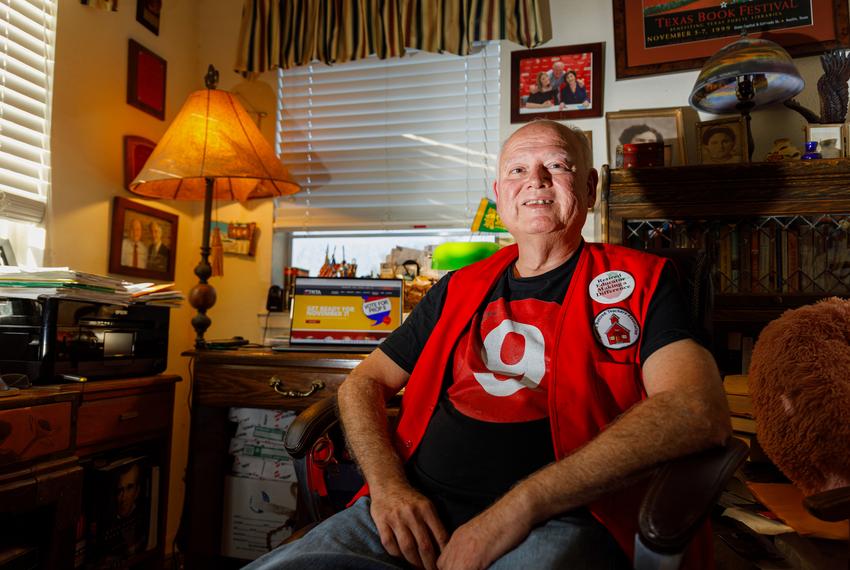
(273, 277), (404, 352)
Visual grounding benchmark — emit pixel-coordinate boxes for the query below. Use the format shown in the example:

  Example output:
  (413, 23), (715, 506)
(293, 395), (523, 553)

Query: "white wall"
(499, 2), (830, 238)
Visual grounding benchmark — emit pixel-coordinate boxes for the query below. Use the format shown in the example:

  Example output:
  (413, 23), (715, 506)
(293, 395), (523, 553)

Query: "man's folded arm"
(491, 338), (730, 524)
(338, 349), (448, 569)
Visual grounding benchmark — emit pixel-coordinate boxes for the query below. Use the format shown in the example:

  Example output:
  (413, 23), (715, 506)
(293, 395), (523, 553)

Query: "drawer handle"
(268, 376), (325, 398)
(119, 411), (140, 421)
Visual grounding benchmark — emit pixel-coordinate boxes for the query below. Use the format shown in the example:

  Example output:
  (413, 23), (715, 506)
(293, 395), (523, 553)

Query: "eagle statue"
(784, 49), (850, 124)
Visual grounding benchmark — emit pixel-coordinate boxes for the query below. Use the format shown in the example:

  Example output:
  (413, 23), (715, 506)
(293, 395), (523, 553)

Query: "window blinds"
(0, 0), (55, 224)
(275, 43), (500, 230)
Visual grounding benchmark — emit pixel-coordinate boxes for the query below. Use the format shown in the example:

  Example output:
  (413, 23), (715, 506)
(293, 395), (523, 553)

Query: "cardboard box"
(221, 475), (299, 560)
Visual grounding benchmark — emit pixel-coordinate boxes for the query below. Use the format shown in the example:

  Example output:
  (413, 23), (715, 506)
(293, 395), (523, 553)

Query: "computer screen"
(289, 277), (404, 346)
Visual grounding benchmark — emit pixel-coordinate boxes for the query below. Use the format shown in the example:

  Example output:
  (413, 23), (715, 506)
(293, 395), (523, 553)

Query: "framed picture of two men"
(108, 197), (178, 281)
(510, 42), (605, 124)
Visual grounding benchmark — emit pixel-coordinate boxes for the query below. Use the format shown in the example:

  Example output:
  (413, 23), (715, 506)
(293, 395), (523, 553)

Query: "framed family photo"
(805, 123), (846, 158)
(606, 107), (687, 167)
(612, 0), (850, 78)
(510, 42), (604, 124)
(696, 117), (748, 165)
(127, 39), (167, 120)
(108, 197), (178, 281)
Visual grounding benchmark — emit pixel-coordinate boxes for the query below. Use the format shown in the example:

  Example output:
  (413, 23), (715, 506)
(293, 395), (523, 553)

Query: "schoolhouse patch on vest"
(593, 308), (640, 349)
(588, 270), (635, 304)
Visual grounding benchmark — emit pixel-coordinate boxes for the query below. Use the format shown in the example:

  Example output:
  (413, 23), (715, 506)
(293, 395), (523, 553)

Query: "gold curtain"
(235, 0), (551, 75)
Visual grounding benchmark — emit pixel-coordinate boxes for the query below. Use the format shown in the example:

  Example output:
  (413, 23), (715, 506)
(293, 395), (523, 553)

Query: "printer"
(0, 296), (169, 384)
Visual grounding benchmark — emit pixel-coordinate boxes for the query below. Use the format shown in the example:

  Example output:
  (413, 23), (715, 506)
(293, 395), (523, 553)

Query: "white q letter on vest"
(473, 319), (545, 397)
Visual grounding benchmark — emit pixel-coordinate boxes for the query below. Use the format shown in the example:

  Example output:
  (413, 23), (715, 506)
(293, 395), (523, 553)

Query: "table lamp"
(130, 65), (301, 348)
(689, 34), (804, 161)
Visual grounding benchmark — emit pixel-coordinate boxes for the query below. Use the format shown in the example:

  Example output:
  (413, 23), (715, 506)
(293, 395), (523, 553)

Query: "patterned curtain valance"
(235, 0), (551, 74)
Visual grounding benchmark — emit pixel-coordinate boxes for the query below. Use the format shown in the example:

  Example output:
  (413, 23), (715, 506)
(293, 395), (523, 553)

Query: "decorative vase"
(801, 141), (822, 160)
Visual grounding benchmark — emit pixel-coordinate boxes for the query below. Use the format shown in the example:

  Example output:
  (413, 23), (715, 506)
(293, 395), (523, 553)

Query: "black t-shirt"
(526, 89), (557, 105)
(379, 244), (693, 529)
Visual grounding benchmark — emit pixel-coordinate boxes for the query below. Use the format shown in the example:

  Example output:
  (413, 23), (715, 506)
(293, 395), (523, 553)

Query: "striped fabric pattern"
(235, 0), (549, 74)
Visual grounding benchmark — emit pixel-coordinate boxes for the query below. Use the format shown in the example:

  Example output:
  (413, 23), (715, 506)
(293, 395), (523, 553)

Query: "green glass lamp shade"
(431, 242), (501, 270)
(689, 35), (804, 113)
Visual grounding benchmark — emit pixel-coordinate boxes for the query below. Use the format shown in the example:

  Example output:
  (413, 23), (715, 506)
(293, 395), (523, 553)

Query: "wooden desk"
(0, 374), (179, 570)
(181, 348), (366, 569)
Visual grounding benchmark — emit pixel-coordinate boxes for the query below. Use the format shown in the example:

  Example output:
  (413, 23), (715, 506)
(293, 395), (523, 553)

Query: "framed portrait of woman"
(605, 107), (687, 167)
(510, 43), (605, 124)
(696, 117), (748, 165)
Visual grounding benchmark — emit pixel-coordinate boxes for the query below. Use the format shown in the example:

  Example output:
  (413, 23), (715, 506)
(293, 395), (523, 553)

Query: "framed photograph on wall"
(136, 0), (162, 35)
(510, 42), (604, 123)
(696, 117), (748, 165)
(805, 123), (846, 158)
(606, 107), (687, 167)
(612, 0), (850, 78)
(127, 39), (167, 120)
(123, 135), (156, 190)
(108, 197), (178, 281)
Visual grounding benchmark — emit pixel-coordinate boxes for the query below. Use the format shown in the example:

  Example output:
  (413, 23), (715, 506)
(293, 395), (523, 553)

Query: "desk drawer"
(0, 402), (72, 469)
(195, 365), (346, 409)
(76, 392), (172, 448)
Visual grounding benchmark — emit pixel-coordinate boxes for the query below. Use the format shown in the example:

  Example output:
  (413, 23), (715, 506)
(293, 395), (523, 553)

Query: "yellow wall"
(49, 0), (279, 554)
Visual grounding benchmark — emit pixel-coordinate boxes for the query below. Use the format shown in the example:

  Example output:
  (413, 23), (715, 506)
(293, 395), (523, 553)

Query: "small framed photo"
(136, 0), (162, 35)
(211, 221), (258, 257)
(605, 107), (687, 167)
(696, 117), (748, 165)
(127, 39), (167, 120)
(123, 135), (156, 190)
(805, 123), (846, 158)
(0, 238), (16, 266)
(109, 197), (178, 281)
(510, 42), (605, 123)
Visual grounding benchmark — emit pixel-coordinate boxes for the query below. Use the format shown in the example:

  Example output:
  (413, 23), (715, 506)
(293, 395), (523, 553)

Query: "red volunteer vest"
(355, 242), (711, 568)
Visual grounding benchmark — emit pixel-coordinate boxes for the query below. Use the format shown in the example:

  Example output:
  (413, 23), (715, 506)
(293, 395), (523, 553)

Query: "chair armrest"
(639, 438), (749, 553)
(804, 487), (850, 522)
(284, 396), (340, 459)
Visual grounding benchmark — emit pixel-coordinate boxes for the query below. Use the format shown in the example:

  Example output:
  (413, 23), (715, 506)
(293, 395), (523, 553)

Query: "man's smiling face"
(494, 122), (595, 243)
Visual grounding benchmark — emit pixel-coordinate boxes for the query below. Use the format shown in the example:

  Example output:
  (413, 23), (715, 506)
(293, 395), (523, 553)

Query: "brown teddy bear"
(749, 297), (850, 496)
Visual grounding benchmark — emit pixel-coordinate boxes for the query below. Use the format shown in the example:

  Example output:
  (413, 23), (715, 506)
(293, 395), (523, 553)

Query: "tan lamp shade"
(129, 88), (300, 201)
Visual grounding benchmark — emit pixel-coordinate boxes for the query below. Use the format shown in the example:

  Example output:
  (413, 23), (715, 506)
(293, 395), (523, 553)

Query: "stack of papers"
(126, 282), (185, 307)
(0, 266), (132, 304)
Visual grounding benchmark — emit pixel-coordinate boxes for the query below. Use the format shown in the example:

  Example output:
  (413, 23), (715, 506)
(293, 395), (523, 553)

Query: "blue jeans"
(243, 497), (630, 569)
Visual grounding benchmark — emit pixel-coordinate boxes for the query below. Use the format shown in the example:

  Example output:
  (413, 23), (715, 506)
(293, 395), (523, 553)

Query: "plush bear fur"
(749, 297), (850, 496)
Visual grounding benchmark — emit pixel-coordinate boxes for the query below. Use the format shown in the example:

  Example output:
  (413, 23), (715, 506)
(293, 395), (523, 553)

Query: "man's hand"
(370, 483), (449, 569)
(437, 499), (533, 570)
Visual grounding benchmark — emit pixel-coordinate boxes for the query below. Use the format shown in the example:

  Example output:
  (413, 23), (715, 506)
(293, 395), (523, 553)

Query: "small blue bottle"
(801, 141), (821, 160)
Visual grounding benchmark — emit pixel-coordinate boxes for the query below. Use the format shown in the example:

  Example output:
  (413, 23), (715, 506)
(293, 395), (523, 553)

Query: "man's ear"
(586, 168), (599, 210)
(492, 180), (500, 201)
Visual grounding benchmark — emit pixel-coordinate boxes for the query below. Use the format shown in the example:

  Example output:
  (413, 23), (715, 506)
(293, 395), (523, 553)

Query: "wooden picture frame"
(127, 39), (166, 120)
(136, 0), (161, 35)
(805, 123), (846, 158)
(123, 135), (156, 190)
(696, 117), (749, 165)
(510, 42), (605, 124)
(606, 107), (687, 167)
(109, 197), (178, 281)
(613, 0), (850, 79)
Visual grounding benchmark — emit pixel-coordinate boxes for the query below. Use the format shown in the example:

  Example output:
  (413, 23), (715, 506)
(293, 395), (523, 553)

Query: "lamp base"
(189, 177), (217, 349)
(189, 282), (217, 348)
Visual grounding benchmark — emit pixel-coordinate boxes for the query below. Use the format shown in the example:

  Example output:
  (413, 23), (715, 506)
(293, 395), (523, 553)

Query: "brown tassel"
(211, 226), (224, 277)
